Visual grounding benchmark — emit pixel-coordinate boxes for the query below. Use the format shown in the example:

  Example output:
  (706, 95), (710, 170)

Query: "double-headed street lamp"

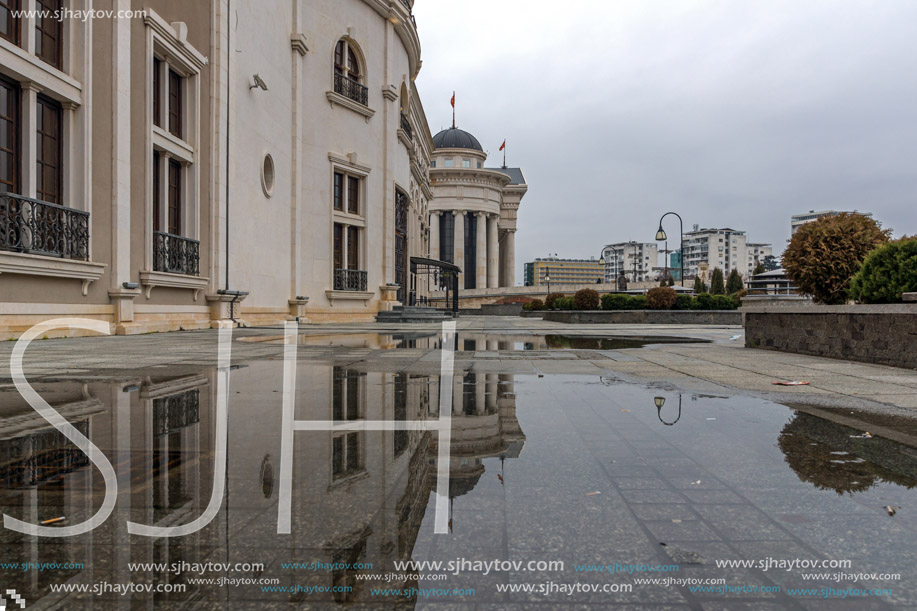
(655, 212), (684, 287)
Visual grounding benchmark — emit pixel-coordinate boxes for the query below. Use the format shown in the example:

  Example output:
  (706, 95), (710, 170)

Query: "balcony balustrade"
(0, 193), (89, 260)
(334, 73), (368, 106)
(334, 268), (368, 292)
(153, 231), (200, 276)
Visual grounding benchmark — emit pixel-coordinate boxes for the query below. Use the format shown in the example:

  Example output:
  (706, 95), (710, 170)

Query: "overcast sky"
(413, 0), (917, 277)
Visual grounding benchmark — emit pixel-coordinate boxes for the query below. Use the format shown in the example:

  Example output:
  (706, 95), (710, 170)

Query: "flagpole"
(452, 91), (455, 129)
(503, 141), (506, 168)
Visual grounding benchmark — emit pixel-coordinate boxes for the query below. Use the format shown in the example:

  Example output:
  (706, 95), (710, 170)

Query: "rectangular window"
(152, 151), (161, 232)
(443, 158), (454, 168)
(333, 223), (344, 270)
(153, 57), (162, 128)
(0, 0), (20, 45)
(332, 368), (362, 422)
(35, 96), (61, 204)
(347, 176), (359, 214)
(0, 76), (19, 194)
(34, 0), (62, 69)
(347, 226), (359, 270)
(168, 69), (182, 138)
(462, 159), (471, 168)
(333, 172), (343, 210)
(168, 158), (181, 235)
(430, 160), (436, 168)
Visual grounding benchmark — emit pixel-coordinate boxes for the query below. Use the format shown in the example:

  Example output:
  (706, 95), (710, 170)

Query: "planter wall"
(742, 304), (917, 369)
(541, 310), (742, 325)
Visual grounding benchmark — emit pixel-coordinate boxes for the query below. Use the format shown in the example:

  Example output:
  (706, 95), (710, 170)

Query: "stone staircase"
(375, 305), (454, 323)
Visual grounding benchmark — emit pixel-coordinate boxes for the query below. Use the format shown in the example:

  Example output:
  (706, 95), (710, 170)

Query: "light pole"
(655, 212), (684, 287)
(545, 266), (551, 294)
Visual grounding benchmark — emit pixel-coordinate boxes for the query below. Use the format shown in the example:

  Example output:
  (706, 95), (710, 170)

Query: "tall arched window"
(333, 38), (367, 106)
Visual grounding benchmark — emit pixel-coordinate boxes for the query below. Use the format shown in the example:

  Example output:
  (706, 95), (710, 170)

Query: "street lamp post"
(545, 267), (551, 294)
(655, 212), (684, 287)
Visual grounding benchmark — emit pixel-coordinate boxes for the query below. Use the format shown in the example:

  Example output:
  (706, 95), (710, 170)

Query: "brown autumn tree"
(782, 213), (890, 305)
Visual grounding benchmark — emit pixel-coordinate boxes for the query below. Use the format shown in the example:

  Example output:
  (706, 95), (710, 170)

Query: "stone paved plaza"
(1, 318), (915, 609)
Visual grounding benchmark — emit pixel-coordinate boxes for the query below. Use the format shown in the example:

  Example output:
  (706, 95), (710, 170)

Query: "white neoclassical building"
(428, 127), (527, 289)
(0, 0), (441, 337)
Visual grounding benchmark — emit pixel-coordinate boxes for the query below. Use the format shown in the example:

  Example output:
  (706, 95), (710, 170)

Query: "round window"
(261, 153), (275, 198)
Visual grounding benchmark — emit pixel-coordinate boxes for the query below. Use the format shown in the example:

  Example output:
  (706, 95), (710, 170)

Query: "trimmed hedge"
(849, 238), (917, 303)
(541, 291), (741, 311)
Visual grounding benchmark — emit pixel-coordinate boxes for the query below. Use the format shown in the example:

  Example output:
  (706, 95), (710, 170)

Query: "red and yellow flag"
(450, 92), (455, 107)
(499, 140), (506, 151)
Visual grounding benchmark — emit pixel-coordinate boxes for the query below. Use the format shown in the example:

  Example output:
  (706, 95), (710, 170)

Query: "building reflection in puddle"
(0, 362), (524, 607)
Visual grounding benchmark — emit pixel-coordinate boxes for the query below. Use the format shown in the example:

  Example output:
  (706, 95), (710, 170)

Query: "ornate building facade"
(428, 127), (527, 289)
(0, 0), (439, 337)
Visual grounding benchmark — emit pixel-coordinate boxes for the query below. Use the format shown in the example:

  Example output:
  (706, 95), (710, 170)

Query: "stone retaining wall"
(742, 304), (917, 369)
(541, 310), (742, 325)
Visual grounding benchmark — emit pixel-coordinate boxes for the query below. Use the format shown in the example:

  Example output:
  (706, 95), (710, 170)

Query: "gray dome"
(433, 128), (483, 151)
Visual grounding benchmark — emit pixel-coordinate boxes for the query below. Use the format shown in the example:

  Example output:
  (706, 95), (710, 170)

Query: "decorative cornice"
(325, 91), (376, 122)
(144, 11), (207, 71)
(0, 252), (106, 296)
(290, 33), (309, 56)
(328, 152), (373, 176)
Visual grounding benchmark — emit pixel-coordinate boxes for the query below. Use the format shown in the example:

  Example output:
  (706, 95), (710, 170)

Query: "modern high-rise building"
(682, 228), (771, 279)
(791, 210), (873, 235)
(746, 243), (773, 274)
(600, 242), (658, 283)
(524, 258), (604, 286)
(683, 228), (746, 279)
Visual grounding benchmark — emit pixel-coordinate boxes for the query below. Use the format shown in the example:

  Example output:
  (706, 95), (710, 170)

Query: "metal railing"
(0, 192), (89, 259)
(334, 268), (367, 292)
(333, 73), (368, 106)
(154, 231), (200, 276)
(400, 112), (413, 139)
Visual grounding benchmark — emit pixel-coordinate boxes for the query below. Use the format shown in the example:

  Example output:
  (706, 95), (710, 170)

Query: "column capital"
(475, 210), (486, 218)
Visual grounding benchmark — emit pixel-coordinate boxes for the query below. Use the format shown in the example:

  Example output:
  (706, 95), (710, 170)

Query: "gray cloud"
(414, 0), (917, 276)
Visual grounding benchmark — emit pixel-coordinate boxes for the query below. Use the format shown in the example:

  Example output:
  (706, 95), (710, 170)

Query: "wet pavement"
(0, 320), (916, 609)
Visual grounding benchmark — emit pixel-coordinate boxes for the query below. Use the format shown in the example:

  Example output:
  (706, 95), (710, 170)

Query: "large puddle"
(244, 332), (710, 351)
(1, 337), (915, 608)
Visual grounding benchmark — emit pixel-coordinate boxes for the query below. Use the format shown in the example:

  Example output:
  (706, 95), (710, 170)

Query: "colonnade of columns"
(429, 211), (514, 289)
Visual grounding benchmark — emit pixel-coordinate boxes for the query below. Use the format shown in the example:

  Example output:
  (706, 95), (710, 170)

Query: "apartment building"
(600, 242), (657, 283)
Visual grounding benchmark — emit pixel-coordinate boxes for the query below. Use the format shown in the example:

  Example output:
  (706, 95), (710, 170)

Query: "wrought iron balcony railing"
(333, 73), (369, 106)
(334, 268), (367, 292)
(154, 231), (200, 276)
(400, 112), (413, 140)
(0, 192), (89, 260)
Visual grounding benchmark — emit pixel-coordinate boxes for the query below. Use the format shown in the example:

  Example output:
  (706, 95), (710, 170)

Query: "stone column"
(453, 211), (465, 286)
(475, 373), (486, 415)
(487, 215), (499, 288)
(475, 212), (487, 290)
(430, 211), (440, 261)
(502, 229), (516, 287)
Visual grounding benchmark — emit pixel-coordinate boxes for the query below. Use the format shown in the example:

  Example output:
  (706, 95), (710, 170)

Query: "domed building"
(429, 127), (527, 289)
